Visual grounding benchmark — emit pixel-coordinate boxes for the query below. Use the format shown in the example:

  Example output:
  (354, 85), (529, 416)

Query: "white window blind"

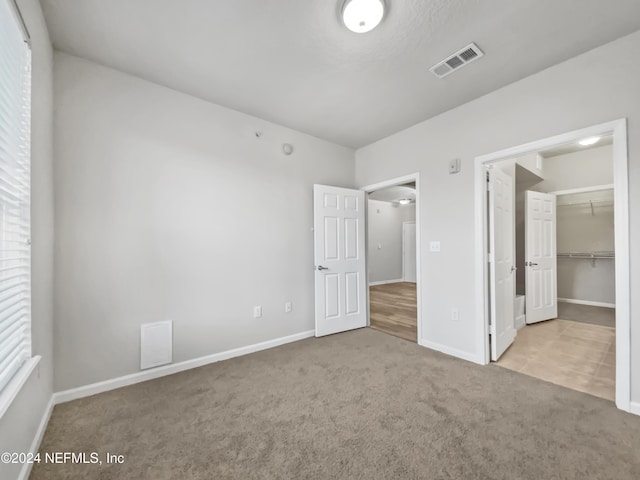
(0, 0), (32, 394)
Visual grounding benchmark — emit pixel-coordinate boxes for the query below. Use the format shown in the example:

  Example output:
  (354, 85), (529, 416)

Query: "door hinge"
(488, 252), (494, 263)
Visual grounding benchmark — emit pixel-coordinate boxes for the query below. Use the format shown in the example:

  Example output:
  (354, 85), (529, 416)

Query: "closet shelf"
(557, 251), (614, 266)
(557, 251), (614, 258)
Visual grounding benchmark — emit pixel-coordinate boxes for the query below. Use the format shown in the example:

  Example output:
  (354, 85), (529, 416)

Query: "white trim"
(53, 330), (315, 404)
(548, 184), (614, 196)
(368, 278), (404, 286)
(0, 356), (41, 419)
(630, 402), (640, 417)
(361, 173), (422, 343)
(419, 339), (484, 365)
(474, 119), (631, 411)
(17, 396), (54, 480)
(558, 298), (615, 309)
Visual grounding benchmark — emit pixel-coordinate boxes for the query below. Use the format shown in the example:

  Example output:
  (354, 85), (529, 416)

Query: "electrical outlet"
(451, 308), (459, 322)
(429, 241), (441, 252)
(253, 306), (262, 318)
(285, 302), (292, 313)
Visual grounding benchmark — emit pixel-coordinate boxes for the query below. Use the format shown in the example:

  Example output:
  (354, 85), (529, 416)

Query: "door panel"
(314, 185), (367, 336)
(525, 191), (557, 323)
(489, 168), (516, 361)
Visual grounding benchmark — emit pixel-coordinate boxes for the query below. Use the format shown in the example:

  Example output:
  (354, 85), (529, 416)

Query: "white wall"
(0, 1), (54, 479)
(355, 31), (640, 401)
(53, 53), (354, 391)
(367, 200), (415, 283)
(537, 144), (613, 192)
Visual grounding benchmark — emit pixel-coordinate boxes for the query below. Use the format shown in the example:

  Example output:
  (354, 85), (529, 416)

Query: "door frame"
(402, 221), (416, 282)
(473, 119), (630, 412)
(361, 173), (422, 343)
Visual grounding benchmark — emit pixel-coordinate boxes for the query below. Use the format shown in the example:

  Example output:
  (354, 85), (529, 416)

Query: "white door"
(313, 185), (367, 337)
(402, 222), (417, 283)
(525, 191), (557, 324)
(488, 168), (516, 361)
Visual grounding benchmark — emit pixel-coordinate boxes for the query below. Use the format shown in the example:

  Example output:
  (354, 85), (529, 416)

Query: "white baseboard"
(558, 298), (615, 309)
(53, 330), (315, 405)
(18, 396), (55, 480)
(419, 339), (485, 365)
(369, 278), (404, 286)
(629, 402), (640, 416)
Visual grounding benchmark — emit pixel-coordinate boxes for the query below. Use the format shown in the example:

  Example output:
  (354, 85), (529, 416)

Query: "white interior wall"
(354, 31), (640, 401)
(53, 53), (354, 391)
(367, 199), (415, 283)
(0, 1), (54, 479)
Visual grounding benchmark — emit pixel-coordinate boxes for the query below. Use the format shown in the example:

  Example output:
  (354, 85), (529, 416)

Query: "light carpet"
(31, 328), (640, 479)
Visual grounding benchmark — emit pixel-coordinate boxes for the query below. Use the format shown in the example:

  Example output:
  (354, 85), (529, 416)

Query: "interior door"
(402, 222), (417, 282)
(488, 167), (516, 361)
(313, 185), (367, 337)
(525, 191), (557, 323)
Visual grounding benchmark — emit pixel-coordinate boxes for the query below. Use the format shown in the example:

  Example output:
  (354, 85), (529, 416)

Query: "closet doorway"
(362, 174), (421, 343)
(474, 120), (630, 411)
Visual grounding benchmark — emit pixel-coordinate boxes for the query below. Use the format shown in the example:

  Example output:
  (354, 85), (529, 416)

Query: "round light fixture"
(578, 136), (601, 146)
(398, 198), (411, 205)
(342, 0), (385, 33)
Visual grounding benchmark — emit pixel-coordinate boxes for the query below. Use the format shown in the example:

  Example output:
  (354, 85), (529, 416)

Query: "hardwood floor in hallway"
(369, 282), (417, 342)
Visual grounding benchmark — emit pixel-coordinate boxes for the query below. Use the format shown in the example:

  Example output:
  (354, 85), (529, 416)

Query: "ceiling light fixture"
(578, 136), (601, 146)
(398, 198), (411, 205)
(342, 0), (385, 33)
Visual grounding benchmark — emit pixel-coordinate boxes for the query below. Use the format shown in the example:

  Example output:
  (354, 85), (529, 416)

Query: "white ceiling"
(540, 135), (613, 158)
(40, 0), (640, 148)
(368, 185), (415, 204)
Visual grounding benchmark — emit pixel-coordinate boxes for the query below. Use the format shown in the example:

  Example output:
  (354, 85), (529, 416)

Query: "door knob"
(526, 261), (538, 267)
(316, 265), (329, 271)
(510, 266), (517, 273)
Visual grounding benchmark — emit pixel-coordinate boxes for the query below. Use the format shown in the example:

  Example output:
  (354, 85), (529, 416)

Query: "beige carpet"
(31, 329), (640, 480)
(557, 302), (615, 328)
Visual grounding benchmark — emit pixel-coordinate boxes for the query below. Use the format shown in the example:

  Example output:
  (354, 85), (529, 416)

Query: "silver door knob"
(316, 265), (329, 271)
(526, 261), (538, 267)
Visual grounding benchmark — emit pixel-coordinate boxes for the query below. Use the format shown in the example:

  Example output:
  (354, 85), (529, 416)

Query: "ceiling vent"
(429, 43), (484, 79)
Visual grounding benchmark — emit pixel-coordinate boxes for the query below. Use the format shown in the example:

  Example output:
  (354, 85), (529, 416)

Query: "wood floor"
(369, 282), (417, 342)
(496, 317), (615, 401)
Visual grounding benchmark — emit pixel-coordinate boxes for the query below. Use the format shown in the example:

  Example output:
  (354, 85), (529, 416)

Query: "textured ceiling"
(40, 0), (640, 148)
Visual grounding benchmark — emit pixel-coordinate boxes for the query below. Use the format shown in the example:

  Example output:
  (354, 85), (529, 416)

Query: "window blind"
(0, 0), (32, 394)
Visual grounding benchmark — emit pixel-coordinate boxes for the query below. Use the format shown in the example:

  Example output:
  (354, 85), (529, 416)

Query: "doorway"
(362, 174), (421, 343)
(474, 120), (630, 412)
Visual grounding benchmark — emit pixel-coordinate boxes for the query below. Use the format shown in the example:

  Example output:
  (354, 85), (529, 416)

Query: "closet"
(556, 188), (615, 308)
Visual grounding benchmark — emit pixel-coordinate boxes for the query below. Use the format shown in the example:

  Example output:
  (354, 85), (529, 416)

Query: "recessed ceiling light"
(342, 0), (385, 33)
(398, 198), (411, 205)
(578, 136), (601, 146)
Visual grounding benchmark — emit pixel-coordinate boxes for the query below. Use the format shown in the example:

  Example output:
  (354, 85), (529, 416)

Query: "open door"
(525, 191), (557, 324)
(488, 168), (516, 361)
(313, 185), (367, 337)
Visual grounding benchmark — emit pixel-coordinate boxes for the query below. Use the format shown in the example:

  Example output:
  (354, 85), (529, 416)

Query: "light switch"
(429, 241), (441, 252)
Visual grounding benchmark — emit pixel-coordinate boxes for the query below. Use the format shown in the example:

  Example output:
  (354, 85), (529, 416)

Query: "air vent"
(430, 43), (484, 79)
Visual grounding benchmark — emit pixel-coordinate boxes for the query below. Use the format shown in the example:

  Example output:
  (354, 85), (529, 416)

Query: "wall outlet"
(285, 302), (292, 313)
(429, 241), (441, 252)
(253, 306), (262, 318)
(451, 308), (459, 322)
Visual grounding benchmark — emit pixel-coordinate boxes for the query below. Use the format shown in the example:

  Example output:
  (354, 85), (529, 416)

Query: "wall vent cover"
(430, 43), (484, 79)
